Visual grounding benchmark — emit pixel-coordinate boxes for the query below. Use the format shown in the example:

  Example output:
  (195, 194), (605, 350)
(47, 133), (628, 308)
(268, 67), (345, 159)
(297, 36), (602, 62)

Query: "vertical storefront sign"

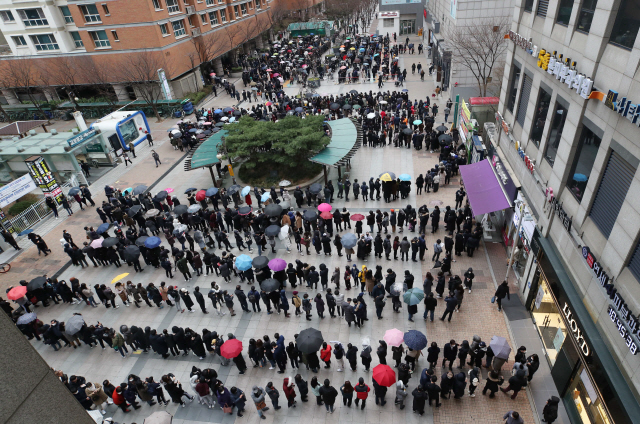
(25, 156), (63, 205)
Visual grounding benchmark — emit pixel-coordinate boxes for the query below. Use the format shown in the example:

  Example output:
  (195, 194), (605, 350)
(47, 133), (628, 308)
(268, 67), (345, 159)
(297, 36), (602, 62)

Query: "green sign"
(85, 143), (104, 153)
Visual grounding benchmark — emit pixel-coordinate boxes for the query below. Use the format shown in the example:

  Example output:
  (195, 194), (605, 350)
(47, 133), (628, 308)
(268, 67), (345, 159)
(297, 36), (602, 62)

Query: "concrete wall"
(0, 312), (94, 424)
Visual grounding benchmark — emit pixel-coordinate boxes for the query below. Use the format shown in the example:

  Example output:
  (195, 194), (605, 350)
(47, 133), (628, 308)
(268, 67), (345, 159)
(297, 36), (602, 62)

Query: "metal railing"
(5, 174), (80, 234)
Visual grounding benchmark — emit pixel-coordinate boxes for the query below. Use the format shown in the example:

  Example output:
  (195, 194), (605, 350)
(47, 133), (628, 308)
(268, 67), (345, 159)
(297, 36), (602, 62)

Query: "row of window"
(11, 29), (118, 51)
(152, 0), (260, 12)
(0, 4), (110, 26)
(523, 0), (640, 50)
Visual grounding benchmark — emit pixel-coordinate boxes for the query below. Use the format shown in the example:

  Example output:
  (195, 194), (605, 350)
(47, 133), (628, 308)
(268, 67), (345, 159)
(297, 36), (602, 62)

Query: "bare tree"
(76, 57), (119, 106)
(0, 57), (50, 121)
(446, 18), (510, 97)
(114, 50), (173, 121)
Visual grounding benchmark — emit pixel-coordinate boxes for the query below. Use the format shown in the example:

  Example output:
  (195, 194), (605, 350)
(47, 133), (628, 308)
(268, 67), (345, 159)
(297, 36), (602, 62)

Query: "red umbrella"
(350, 213), (365, 221)
(320, 211), (333, 219)
(7, 286), (27, 300)
(372, 364), (396, 387)
(195, 190), (206, 202)
(221, 339), (243, 358)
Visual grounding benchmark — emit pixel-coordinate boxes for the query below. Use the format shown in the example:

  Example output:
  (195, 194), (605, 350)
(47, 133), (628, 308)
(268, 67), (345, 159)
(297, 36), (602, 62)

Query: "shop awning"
(185, 129), (227, 171)
(309, 118), (361, 167)
(459, 159), (512, 215)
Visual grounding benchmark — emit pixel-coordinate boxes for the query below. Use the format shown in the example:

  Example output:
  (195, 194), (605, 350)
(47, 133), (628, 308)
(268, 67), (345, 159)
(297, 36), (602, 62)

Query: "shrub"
(230, 66), (243, 73)
(9, 200), (37, 216)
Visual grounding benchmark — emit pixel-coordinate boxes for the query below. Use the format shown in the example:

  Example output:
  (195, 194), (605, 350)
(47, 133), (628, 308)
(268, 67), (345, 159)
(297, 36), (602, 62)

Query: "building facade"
(424, 0), (513, 97)
(0, 0), (323, 102)
(493, 0), (640, 423)
(377, 0), (425, 36)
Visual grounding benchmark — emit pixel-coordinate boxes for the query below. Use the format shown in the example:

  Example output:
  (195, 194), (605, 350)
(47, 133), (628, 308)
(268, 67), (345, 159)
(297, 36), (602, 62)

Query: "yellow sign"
(228, 164), (235, 177)
(537, 49), (550, 71)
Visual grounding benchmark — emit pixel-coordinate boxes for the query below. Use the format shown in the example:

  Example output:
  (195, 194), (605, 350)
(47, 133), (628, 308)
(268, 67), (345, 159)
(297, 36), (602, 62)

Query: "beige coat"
(282, 214), (292, 227)
(85, 383), (109, 405)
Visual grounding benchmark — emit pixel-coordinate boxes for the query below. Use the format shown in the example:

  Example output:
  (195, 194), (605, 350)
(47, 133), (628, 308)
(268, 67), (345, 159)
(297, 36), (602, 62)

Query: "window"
(172, 19), (186, 37)
(102, 4), (110, 15)
(383, 18), (394, 27)
(70, 31), (84, 48)
(166, 0), (180, 13)
(219, 9), (226, 22)
(90, 30), (110, 47)
(530, 87), (551, 147)
(516, 73), (532, 127)
(576, 0), (597, 33)
(159, 22), (169, 35)
(609, 0), (640, 49)
(59, 6), (74, 23)
(152, 0), (162, 9)
(240, 3), (247, 15)
(537, 0), (549, 17)
(201, 13), (208, 24)
(18, 8), (48, 26)
(0, 10), (15, 22)
(588, 151), (634, 236)
(524, 0), (534, 12)
(209, 10), (218, 24)
(544, 102), (567, 166)
(507, 64), (521, 112)
(255, 0), (261, 9)
(80, 4), (101, 22)
(30, 34), (59, 51)
(566, 125), (600, 201)
(556, 0), (573, 25)
(248, 0), (253, 9)
(206, 0), (214, 5)
(111, 30), (119, 40)
(12, 35), (27, 46)
(233, 5), (239, 18)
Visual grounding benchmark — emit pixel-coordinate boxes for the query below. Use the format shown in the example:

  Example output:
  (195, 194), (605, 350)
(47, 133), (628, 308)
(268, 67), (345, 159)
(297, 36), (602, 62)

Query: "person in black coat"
(307, 351), (320, 373)
(193, 287), (208, 313)
(542, 396), (560, 423)
(440, 371), (454, 399)
(172, 326), (189, 356)
(426, 376), (441, 407)
(149, 329), (169, 358)
(294, 374), (308, 401)
(412, 386), (427, 415)
(372, 377), (387, 405)
(376, 340), (387, 365)
(188, 329), (206, 359)
(345, 343), (359, 371)
(452, 372), (466, 399)
(179, 289), (195, 312)
(442, 340), (457, 370)
(319, 379), (338, 412)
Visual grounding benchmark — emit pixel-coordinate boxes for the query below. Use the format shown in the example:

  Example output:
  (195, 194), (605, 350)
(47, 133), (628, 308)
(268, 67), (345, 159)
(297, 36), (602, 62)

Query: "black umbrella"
(260, 278), (280, 292)
(123, 245), (140, 261)
(102, 237), (119, 248)
(349, 90), (358, 95)
(330, 103), (340, 110)
(127, 205), (142, 215)
(227, 184), (241, 195)
(174, 205), (188, 215)
(265, 225), (281, 237)
(342, 104), (352, 110)
(252, 256), (269, 269)
(215, 122), (225, 127)
(435, 125), (448, 132)
(68, 187), (81, 196)
(132, 185), (148, 195)
(438, 134), (453, 143)
(264, 204), (283, 217)
(27, 276), (46, 291)
(402, 128), (413, 135)
(309, 183), (322, 194)
(154, 190), (168, 201)
(185, 188), (198, 194)
(238, 206), (252, 215)
(303, 210), (318, 221)
(233, 110), (242, 116)
(296, 328), (324, 354)
(82, 245), (94, 254)
(135, 236), (149, 247)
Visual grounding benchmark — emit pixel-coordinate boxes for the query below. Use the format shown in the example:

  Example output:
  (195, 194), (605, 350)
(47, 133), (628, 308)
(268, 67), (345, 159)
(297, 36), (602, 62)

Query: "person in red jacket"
(112, 386), (130, 412)
(283, 377), (297, 408)
(320, 342), (332, 369)
(354, 377), (370, 410)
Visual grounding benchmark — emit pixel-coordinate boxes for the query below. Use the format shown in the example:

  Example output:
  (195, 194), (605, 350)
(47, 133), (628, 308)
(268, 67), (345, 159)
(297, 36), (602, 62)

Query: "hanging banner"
(25, 156), (63, 205)
(0, 174), (37, 207)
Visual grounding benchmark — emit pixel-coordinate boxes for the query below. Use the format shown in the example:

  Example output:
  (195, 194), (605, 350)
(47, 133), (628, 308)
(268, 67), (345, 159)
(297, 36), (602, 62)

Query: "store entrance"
(400, 19), (415, 35)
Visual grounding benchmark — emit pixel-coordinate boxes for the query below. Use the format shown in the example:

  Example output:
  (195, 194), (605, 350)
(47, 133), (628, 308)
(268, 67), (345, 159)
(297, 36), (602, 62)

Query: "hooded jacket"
(395, 381), (408, 402)
(319, 380), (338, 405)
(251, 386), (266, 404)
(543, 396), (560, 421)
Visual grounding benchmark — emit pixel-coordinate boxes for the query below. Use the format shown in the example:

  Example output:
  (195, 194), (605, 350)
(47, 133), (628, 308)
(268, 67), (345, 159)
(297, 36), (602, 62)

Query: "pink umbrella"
(7, 286), (27, 300)
(318, 203), (332, 212)
(266, 101), (273, 106)
(301, 64), (308, 69)
(268, 258), (287, 272)
(266, 68), (272, 72)
(272, 73), (280, 77)
(320, 211), (332, 219)
(383, 328), (404, 347)
(165, 188), (174, 193)
(90, 238), (104, 248)
(210, 72), (216, 77)
(204, 121), (212, 125)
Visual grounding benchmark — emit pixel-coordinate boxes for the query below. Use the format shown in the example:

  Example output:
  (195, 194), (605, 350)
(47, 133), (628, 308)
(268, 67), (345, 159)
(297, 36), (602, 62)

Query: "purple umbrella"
(268, 258), (287, 272)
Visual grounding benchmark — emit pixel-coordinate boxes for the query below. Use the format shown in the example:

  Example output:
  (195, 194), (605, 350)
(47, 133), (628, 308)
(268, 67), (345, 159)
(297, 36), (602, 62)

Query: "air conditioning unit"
(433, 21), (440, 33)
(191, 27), (201, 36)
(185, 5), (195, 14)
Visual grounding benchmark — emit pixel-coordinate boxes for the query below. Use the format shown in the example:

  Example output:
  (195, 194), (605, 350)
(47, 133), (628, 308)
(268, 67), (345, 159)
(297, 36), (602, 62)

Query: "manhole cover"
(429, 200), (443, 206)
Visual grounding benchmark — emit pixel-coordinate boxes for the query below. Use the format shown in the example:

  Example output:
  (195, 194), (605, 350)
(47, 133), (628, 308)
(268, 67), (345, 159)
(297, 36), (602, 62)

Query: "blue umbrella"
(241, 186), (251, 196)
(573, 173), (588, 182)
(398, 174), (411, 181)
(341, 233), (357, 249)
(403, 288), (424, 305)
(96, 223), (110, 234)
(17, 229), (33, 236)
(122, 187), (133, 194)
(214, 109), (223, 114)
(144, 236), (161, 248)
(188, 128), (198, 133)
(206, 187), (219, 197)
(68, 187), (81, 196)
(373, 53), (379, 57)
(261, 192), (271, 202)
(295, 107), (304, 113)
(359, 48), (365, 52)
(402, 89), (409, 92)
(403, 330), (427, 350)
(235, 254), (253, 271)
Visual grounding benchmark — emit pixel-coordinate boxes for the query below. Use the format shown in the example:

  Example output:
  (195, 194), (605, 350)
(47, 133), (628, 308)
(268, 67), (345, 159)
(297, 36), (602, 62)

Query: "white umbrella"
(367, 113), (376, 119)
(279, 224), (290, 240)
